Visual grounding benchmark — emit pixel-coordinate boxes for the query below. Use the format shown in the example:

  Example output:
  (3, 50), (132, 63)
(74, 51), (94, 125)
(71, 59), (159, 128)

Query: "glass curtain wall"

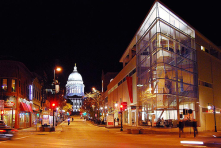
(136, 2), (198, 127)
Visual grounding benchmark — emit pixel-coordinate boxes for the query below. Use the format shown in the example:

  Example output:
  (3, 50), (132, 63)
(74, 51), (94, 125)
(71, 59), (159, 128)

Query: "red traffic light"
(51, 102), (57, 108)
(120, 105), (123, 111)
(120, 102), (127, 111)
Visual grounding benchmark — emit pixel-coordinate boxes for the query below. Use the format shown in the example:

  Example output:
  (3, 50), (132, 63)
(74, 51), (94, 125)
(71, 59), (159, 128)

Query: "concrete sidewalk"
(18, 121), (65, 133)
(89, 120), (221, 139)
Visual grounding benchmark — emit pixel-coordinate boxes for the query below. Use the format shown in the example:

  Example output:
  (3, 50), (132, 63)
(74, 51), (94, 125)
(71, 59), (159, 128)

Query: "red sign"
(4, 97), (16, 108)
(5, 101), (15, 107)
(126, 77), (133, 103)
(108, 122), (114, 125)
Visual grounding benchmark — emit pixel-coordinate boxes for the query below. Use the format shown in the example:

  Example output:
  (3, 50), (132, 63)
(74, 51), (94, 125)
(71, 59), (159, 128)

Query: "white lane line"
(15, 136), (29, 140)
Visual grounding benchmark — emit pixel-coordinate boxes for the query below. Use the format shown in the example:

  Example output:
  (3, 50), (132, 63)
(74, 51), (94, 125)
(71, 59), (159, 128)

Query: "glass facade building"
(136, 2), (198, 126)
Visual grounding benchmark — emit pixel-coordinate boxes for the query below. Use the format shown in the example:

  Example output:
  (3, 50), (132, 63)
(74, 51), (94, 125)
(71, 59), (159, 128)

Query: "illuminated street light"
(56, 67), (61, 72)
(54, 67), (62, 85)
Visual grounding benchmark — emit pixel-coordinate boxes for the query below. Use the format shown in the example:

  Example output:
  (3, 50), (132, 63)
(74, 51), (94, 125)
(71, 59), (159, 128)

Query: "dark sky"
(0, 0), (220, 92)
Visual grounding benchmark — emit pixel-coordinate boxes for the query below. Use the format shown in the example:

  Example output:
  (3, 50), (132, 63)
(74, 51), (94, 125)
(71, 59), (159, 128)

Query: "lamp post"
(54, 67), (61, 93)
(208, 103), (217, 132)
(120, 105), (123, 131)
(52, 67), (62, 131)
(52, 103), (55, 127)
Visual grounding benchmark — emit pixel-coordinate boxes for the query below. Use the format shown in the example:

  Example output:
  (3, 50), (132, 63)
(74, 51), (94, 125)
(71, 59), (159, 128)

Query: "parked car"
(0, 120), (17, 140)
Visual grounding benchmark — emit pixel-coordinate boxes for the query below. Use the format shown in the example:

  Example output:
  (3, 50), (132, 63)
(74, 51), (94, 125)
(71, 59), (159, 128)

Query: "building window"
(2, 79), (7, 92)
(201, 46), (205, 51)
(12, 79), (16, 92)
(199, 80), (212, 88)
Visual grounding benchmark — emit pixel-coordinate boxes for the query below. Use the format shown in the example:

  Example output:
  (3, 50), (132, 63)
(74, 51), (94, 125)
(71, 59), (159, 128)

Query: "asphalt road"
(0, 116), (220, 148)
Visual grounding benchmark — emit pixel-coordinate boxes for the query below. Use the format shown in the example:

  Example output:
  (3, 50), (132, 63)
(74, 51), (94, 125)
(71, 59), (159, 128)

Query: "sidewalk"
(18, 121), (65, 133)
(89, 120), (221, 139)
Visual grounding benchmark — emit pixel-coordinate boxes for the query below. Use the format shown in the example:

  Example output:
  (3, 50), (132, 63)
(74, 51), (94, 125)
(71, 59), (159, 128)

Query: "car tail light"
(11, 129), (18, 132)
(0, 130), (6, 132)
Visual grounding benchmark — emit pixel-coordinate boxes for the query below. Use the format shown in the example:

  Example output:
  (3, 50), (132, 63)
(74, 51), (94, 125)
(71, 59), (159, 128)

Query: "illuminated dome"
(66, 64), (84, 97)
(68, 64), (83, 82)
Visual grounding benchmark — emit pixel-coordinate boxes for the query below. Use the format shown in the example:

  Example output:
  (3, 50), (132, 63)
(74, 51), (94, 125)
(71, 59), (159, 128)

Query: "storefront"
(1, 96), (16, 128)
(19, 99), (33, 128)
(32, 103), (41, 126)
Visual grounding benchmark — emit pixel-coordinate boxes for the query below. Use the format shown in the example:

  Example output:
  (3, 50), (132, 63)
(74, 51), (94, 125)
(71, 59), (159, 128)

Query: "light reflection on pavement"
(0, 116), (220, 148)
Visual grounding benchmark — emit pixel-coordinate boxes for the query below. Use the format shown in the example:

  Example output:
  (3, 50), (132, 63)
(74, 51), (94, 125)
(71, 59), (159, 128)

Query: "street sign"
(0, 100), (4, 110)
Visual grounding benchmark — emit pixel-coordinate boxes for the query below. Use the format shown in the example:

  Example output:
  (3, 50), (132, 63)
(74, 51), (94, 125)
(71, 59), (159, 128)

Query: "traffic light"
(120, 102), (127, 111)
(1, 110), (3, 115)
(51, 102), (57, 109)
(120, 105), (123, 111)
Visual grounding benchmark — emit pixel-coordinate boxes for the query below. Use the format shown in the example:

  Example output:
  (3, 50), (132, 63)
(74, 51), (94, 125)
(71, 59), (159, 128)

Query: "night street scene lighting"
(0, 0), (221, 147)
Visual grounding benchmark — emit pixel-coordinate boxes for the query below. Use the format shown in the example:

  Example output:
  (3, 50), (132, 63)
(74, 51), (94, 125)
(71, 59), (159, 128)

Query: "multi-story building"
(107, 0), (221, 131)
(107, 43), (137, 125)
(0, 60), (44, 129)
(66, 64), (85, 113)
(31, 74), (43, 126)
(0, 60), (32, 128)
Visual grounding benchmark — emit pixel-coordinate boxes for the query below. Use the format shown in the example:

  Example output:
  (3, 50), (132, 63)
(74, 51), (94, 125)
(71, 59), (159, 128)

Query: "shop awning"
(20, 102), (29, 112)
(26, 104), (33, 112)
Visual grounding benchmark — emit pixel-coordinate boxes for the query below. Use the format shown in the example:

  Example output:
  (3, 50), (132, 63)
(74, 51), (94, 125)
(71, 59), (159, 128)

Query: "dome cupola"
(68, 64), (83, 82)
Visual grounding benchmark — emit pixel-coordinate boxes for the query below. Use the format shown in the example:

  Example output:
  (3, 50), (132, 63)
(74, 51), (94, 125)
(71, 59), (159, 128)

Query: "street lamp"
(54, 67), (61, 81)
(52, 67), (62, 131)
(208, 103), (217, 132)
(120, 105), (123, 131)
(54, 67), (62, 90)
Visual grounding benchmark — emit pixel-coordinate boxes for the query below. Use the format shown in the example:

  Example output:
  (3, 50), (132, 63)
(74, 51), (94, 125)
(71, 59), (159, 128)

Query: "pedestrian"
(72, 117), (73, 122)
(68, 118), (70, 125)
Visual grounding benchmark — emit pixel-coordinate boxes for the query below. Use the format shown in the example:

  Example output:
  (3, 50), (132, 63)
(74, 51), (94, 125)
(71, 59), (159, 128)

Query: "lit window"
(12, 79), (16, 92)
(201, 46), (205, 51)
(2, 79), (7, 92)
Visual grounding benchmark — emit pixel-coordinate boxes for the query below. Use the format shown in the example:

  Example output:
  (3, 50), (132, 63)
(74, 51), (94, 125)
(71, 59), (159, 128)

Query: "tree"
(63, 103), (72, 112)
(84, 90), (104, 120)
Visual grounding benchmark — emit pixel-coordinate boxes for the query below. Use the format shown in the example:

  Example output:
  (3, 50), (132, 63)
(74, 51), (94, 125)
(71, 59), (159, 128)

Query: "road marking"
(15, 136), (29, 140)
(180, 141), (204, 145)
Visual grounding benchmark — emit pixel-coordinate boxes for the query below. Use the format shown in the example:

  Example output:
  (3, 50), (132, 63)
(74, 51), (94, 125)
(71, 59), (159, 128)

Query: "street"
(0, 116), (221, 148)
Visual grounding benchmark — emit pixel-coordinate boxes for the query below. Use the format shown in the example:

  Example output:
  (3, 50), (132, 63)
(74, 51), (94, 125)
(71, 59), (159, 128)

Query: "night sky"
(0, 0), (220, 92)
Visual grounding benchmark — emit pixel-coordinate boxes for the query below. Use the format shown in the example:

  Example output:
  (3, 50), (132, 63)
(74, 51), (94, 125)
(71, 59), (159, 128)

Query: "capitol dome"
(66, 64), (84, 97)
(68, 64), (83, 82)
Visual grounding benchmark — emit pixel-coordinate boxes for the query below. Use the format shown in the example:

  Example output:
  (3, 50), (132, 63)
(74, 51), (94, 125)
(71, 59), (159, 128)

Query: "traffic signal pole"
(53, 109), (54, 127)
(120, 105), (123, 131)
